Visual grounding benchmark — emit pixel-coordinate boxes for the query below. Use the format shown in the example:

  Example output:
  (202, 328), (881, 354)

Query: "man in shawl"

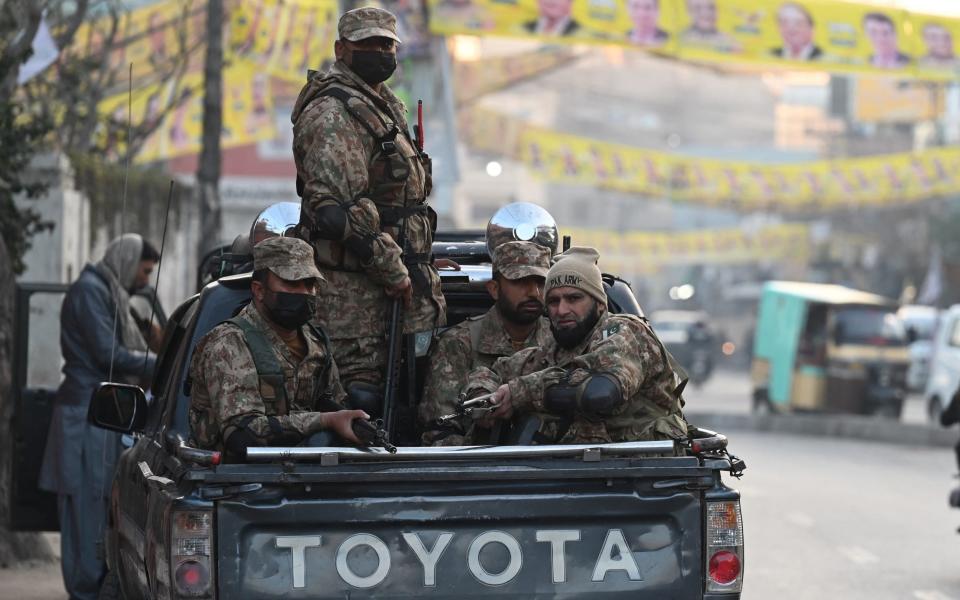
(39, 233), (159, 600)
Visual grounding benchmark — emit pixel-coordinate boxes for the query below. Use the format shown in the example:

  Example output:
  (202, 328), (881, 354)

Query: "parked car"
(897, 304), (939, 392)
(924, 304), (960, 422)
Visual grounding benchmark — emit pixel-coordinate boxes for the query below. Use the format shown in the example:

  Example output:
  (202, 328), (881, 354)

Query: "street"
(1, 371), (957, 599)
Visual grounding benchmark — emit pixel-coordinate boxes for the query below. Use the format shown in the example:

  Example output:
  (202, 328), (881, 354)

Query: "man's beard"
(550, 301), (602, 349)
(498, 295), (544, 326)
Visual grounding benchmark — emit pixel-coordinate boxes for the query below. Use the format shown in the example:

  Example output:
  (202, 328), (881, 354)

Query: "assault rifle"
(437, 392), (499, 423)
(352, 418), (398, 454)
(383, 100), (427, 441)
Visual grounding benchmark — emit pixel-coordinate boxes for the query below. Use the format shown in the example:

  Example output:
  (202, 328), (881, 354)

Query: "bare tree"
(19, 0), (201, 159)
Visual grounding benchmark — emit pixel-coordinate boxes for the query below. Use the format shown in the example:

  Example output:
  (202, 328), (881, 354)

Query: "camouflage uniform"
(465, 312), (688, 444)
(420, 241), (553, 445)
(291, 7), (445, 388)
(188, 238), (346, 459)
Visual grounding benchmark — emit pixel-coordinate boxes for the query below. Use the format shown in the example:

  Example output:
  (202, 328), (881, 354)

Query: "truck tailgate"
(214, 460), (707, 598)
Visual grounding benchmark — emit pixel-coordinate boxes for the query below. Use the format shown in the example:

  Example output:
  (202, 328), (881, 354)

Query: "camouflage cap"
(493, 241), (551, 280)
(338, 7), (401, 43)
(253, 237), (324, 282)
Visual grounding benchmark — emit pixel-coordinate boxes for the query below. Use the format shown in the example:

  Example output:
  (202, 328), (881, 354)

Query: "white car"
(897, 305), (939, 392)
(923, 304), (960, 422)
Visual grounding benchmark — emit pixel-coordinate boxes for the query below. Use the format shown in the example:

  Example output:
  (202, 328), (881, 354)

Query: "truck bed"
(198, 449), (714, 598)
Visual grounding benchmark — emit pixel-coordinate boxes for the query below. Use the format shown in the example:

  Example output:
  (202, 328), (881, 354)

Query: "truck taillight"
(171, 510), (214, 598)
(705, 500), (743, 594)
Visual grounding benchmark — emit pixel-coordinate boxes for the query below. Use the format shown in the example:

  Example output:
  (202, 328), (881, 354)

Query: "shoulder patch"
(602, 322), (622, 339)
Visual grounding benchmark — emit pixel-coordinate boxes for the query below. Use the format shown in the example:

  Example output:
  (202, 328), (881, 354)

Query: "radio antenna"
(108, 62), (134, 383)
(140, 180), (176, 378)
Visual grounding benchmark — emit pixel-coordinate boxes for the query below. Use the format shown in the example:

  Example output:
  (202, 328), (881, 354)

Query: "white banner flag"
(17, 18), (59, 84)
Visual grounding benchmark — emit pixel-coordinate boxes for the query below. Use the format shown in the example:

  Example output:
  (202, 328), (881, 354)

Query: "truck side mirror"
(88, 382), (149, 433)
(906, 326), (918, 344)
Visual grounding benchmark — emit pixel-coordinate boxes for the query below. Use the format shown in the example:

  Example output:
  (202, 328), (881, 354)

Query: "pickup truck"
(20, 226), (747, 599)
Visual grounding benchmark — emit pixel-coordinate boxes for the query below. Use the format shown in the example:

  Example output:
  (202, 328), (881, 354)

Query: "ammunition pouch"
(346, 381), (383, 419)
(308, 85), (432, 276)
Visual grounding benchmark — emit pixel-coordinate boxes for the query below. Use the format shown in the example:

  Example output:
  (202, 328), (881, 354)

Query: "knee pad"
(346, 381), (383, 419)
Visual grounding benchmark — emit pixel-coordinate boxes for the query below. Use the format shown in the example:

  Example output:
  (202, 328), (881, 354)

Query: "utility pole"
(197, 0), (223, 259)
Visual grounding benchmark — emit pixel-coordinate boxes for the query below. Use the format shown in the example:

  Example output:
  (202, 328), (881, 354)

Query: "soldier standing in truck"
(291, 6), (445, 418)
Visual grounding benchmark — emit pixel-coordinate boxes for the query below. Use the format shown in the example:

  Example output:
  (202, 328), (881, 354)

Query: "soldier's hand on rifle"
(487, 384), (514, 420)
(322, 410), (369, 444)
(385, 276), (413, 307)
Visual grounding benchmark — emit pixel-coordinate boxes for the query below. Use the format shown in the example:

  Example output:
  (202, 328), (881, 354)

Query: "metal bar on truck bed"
(246, 441), (677, 462)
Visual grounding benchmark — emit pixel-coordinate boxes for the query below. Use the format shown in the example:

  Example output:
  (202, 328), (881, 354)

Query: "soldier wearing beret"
(464, 247), (689, 444)
(420, 241), (553, 445)
(291, 6), (445, 415)
(188, 236), (367, 461)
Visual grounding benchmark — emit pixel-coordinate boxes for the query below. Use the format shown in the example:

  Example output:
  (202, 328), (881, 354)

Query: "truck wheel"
(928, 396), (944, 423)
(98, 570), (122, 600)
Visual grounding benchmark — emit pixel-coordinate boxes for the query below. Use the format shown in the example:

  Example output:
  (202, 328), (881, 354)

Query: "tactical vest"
(225, 317), (333, 416)
(296, 84), (436, 283)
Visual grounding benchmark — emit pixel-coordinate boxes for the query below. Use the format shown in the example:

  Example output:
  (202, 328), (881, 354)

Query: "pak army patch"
(602, 322), (621, 340)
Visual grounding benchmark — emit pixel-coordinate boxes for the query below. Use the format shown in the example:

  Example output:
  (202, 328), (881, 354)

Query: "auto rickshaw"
(751, 281), (910, 418)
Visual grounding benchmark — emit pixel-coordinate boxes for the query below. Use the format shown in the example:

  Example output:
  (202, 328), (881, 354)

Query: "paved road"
(734, 430), (959, 600)
(1, 373), (956, 599)
(691, 368), (932, 425)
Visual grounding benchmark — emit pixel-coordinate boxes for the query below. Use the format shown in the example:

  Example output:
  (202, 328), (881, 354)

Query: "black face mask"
(264, 290), (317, 330)
(349, 50), (397, 86)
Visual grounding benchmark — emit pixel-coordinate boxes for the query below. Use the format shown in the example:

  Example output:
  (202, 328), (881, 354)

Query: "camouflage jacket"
(291, 60), (445, 338)
(419, 307), (551, 444)
(188, 303), (346, 455)
(465, 312), (688, 444)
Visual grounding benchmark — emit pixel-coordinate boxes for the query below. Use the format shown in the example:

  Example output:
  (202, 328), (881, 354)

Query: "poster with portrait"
(909, 13), (960, 79)
(427, 0), (960, 78)
(671, 0), (918, 76)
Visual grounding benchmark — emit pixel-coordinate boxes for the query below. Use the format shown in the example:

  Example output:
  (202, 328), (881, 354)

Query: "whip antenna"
(140, 180), (175, 378)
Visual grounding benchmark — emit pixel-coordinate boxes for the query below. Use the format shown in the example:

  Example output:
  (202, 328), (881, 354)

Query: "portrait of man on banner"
(626, 0), (669, 47)
(679, 0), (739, 52)
(771, 2), (822, 61)
(862, 11), (911, 69)
(918, 21), (959, 69)
(523, 0), (581, 37)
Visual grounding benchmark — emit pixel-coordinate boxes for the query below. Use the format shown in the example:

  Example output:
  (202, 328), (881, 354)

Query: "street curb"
(687, 411), (959, 448)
